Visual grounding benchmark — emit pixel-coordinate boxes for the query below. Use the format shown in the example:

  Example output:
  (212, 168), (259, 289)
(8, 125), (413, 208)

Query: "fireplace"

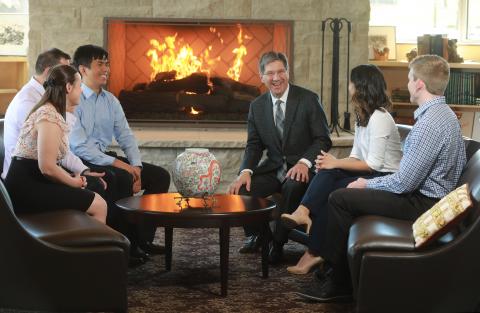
(104, 18), (293, 124)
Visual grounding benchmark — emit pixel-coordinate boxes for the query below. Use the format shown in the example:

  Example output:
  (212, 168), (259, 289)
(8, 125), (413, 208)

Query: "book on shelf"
(391, 88), (410, 103)
(417, 34), (449, 59)
(445, 71), (479, 105)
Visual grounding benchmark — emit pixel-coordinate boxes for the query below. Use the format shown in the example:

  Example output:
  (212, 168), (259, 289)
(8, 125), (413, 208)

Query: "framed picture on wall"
(0, 0), (28, 56)
(368, 26), (396, 61)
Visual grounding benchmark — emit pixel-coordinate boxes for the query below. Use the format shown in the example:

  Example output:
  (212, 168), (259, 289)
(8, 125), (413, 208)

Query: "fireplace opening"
(105, 18), (293, 124)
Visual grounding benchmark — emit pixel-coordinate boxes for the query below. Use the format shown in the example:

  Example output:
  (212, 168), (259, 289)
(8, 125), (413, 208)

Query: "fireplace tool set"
(321, 17), (353, 135)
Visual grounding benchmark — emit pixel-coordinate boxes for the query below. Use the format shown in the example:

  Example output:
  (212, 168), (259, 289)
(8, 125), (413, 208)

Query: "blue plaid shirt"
(367, 96), (466, 199)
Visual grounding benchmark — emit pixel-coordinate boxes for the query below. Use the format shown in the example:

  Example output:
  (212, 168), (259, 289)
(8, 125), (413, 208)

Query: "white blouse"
(350, 109), (402, 173)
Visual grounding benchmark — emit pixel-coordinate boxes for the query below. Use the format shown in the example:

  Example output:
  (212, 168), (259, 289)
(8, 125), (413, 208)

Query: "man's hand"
(347, 178), (368, 189)
(228, 171), (251, 195)
(132, 166), (142, 193)
(112, 158), (136, 177)
(71, 173), (87, 189)
(132, 178), (142, 193)
(286, 163), (309, 183)
(132, 166), (142, 182)
(83, 170), (108, 190)
(315, 150), (337, 170)
(112, 159), (143, 193)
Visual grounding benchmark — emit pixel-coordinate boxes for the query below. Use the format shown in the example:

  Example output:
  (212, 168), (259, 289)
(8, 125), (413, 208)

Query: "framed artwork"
(368, 26), (396, 61)
(0, 0), (28, 56)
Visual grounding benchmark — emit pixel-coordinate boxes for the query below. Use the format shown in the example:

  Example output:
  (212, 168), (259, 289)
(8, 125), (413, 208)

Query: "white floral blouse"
(14, 104), (69, 161)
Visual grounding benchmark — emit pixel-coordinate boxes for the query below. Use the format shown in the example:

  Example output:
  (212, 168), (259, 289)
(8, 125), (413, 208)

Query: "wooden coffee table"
(116, 193), (275, 296)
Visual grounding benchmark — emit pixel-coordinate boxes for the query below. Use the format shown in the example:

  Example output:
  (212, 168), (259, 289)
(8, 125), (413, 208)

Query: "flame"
(146, 34), (217, 81)
(190, 107), (201, 115)
(227, 24), (247, 81)
(146, 25), (248, 82)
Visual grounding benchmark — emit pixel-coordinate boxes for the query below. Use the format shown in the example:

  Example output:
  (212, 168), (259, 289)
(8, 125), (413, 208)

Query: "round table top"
(116, 193), (275, 218)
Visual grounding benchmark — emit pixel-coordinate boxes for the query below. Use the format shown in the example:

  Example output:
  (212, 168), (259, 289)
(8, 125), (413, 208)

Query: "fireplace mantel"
(115, 127), (353, 148)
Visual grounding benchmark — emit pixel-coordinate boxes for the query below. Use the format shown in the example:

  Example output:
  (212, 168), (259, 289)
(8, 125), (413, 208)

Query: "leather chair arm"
(18, 210), (129, 252)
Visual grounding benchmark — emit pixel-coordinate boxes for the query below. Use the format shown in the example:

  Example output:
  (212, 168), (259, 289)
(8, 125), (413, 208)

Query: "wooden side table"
(116, 193), (275, 296)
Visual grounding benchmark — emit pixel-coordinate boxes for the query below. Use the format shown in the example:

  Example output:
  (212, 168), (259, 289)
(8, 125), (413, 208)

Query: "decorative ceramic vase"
(173, 148), (221, 198)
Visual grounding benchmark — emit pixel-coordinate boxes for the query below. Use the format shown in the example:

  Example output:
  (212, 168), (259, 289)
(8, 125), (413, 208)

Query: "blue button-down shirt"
(366, 96), (466, 199)
(69, 84), (142, 167)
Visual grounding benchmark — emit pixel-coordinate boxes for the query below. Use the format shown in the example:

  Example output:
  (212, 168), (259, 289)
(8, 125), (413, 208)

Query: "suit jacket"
(240, 84), (332, 175)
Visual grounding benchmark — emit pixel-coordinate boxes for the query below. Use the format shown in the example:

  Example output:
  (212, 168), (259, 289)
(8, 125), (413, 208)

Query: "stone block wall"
(109, 128), (353, 193)
(28, 0), (370, 123)
(28, 0), (366, 192)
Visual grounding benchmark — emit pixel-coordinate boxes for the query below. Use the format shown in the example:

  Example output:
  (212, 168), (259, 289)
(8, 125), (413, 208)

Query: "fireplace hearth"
(105, 18), (292, 123)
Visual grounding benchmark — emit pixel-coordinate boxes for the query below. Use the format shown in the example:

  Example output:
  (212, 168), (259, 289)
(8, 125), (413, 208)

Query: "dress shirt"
(3, 77), (43, 179)
(241, 84), (311, 176)
(62, 112), (89, 174)
(349, 109), (402, 173)
(2, 77), (88, 179)
(366, 96), (466, 198)
(69, 84), (142, 167)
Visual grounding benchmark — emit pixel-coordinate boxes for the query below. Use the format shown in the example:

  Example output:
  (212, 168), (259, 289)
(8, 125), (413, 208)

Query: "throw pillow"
(412, 184), (472, 248)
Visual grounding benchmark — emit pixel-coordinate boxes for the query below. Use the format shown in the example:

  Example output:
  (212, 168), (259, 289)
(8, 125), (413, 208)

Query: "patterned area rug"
(127, 227), (355, 313)
(0, 227), (355, 313)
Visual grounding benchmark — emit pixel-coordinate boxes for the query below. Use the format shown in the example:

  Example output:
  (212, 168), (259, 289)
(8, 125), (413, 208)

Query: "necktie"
(274, 99), (287, 181)
(274, 99), (284, 139)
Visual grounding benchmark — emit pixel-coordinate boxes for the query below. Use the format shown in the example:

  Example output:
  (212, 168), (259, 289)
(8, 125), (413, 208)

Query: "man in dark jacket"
(229, 51), (331, 263)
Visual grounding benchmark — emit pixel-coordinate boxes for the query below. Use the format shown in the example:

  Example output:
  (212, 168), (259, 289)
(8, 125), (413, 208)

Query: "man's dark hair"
(34, 48), (71, 75)
(258, 51), (289, 75)
(29, 64), (78, 120)
(73, 44), (109, 70)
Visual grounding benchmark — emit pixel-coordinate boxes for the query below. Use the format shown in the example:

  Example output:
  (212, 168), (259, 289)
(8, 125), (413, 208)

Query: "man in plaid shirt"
(297, 55), (466, 303)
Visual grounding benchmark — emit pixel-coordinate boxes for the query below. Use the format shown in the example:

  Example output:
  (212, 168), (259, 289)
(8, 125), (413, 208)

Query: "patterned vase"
(173, 148), (222, 198)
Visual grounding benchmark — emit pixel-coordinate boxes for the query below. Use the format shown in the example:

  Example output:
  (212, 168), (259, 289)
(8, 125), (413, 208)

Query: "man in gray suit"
(229, 51), (331, 263)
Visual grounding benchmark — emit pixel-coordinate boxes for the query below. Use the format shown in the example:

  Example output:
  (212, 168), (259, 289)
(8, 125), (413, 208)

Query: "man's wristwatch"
(80, 169), (90, 176)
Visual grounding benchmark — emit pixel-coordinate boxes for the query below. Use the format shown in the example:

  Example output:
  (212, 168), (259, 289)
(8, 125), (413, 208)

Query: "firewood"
(153, 71), (177, 82)
(146, 72), (210, 94)
(211, 76), (260, 97)
(177, 91), (228, 112)
(232, 91), (256, 102)
(118, 90), (179, 113)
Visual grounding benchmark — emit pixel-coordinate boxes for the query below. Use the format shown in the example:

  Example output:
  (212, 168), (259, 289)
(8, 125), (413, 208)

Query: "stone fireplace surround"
(28, 0), (369, 191)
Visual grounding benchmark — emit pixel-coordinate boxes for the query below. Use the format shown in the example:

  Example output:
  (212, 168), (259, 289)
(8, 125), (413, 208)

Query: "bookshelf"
(0, 56), (28, 116)
(370, 60), (480, 140)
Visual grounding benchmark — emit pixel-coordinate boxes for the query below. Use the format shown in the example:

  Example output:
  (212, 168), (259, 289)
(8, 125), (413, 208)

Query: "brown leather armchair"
(0, 119), (130, 313)
(348, 134), (480, 313)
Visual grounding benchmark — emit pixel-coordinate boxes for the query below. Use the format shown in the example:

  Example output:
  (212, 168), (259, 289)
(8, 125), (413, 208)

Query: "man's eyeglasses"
(263, 69), (287, 78)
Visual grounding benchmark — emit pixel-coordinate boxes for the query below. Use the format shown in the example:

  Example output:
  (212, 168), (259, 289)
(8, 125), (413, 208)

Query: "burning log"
(211, 76), (260, 98)
(232, 91), (257, 102)
(132, 82), (147, 91)
(154, 70), (177, 82)
(146, 72), (210, 94)
(118, 90), (179, 113)
(177, 92), (228, 112)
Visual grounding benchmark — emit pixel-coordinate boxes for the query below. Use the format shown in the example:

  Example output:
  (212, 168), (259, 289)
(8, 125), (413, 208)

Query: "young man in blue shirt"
(70, 45), (171, 263)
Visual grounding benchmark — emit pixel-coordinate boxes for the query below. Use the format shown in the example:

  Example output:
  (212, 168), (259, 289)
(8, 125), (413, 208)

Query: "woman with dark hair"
(5, 64), (107, 223)
(281, 64), (402, 274)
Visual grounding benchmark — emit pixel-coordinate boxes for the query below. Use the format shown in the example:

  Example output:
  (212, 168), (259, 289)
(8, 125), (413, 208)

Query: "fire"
(146, 35), (217, 81)
(226, 24), (247, 81)
(189, 107), (201, 115)
(146, 25), (248, 82)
